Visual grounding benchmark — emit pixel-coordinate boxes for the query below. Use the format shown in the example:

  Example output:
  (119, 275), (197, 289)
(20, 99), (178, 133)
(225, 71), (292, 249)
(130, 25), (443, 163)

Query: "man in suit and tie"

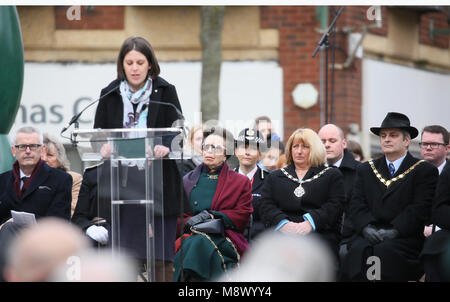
(318, 124), (360, 277)
(342, 112), (438, 281)
(420, 125), (449, 237)
(0, 126), (72, 280)
(0, 126), (72, 224)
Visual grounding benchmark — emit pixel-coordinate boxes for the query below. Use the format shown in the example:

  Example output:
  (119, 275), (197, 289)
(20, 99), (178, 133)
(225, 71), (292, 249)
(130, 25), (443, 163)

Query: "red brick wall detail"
(55, 6), (124, 30)
(261, 6), (371, 140)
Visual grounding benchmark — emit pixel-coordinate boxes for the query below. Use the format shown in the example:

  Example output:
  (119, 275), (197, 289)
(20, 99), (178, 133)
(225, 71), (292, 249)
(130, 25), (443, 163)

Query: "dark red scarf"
(13, 159), (44, 200)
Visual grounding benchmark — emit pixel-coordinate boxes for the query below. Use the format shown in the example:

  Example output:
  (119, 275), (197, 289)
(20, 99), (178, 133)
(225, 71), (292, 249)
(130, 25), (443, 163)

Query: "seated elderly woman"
(260, 128), (345, 260)
(173, 126), (253, 282)
(41, 133), (82, 217)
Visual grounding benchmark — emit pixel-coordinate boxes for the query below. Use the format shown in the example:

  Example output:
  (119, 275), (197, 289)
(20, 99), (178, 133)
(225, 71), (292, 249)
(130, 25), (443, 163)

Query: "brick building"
(14, 6), (450, 169)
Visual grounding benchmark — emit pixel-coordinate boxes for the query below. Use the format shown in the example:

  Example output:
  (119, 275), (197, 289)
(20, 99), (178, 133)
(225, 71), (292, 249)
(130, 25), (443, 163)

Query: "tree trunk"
(200, 6), (225, 123)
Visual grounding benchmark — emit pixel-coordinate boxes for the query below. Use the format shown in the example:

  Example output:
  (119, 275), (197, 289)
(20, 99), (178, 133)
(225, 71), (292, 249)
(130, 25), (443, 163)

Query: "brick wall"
(419, 11), (449, 49)
(54, 6), (124, 30)
(261, 6), (371, 140)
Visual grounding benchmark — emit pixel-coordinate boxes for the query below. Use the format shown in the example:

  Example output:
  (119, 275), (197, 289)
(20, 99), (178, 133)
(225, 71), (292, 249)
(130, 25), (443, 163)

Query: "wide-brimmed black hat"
(370, 112), (418, 139)
(235, 128), (264, 148)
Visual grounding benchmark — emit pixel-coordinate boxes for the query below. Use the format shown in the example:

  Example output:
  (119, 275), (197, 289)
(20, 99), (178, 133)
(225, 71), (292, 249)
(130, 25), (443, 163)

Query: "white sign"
(10, 61), (283, 144)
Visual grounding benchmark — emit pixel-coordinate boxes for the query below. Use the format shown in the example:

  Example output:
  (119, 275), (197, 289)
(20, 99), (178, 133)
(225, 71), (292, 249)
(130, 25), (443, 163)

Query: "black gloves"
(185, 210), (212, 232)
(378, 228), (399, 240)
(362, 224), (399, 244)
(362, 224), (383, 245)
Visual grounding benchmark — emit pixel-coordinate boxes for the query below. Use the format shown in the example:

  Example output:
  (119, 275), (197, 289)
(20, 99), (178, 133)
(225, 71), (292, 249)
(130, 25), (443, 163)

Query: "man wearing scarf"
(0, 126), (72, 280)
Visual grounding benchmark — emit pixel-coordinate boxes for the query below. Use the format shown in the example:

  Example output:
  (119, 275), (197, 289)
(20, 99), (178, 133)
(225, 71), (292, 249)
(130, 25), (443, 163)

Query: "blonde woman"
(41, 133), (82, 217)
(260, 128), (345, 258)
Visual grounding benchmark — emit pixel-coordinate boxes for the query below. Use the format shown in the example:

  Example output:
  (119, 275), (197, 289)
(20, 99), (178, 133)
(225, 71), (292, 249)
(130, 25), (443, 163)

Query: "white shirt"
(238, 166), (258, 181)
(326, 156), (343, 168)
(385, 153), (407, 175)
(437, 160), (447, 175)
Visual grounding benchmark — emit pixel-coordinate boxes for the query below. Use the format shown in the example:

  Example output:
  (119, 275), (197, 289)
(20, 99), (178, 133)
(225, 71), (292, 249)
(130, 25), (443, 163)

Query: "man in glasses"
(419, 125), (449, 239)
(0, 126), (72, 280)
(420, 125), (449, 175)
(420, 125), (450, 281)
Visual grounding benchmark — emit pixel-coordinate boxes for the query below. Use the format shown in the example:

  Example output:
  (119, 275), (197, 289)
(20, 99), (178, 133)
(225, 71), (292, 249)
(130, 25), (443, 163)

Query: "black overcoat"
(259, 163), (345, 255)
(421, 164), (450, 257)
(344, 152), (438, 281)
(0, 162), (72, 224)
(93, 77), (189, 216)
(338, 149), (360, 241)
(234, 166), (269, 239)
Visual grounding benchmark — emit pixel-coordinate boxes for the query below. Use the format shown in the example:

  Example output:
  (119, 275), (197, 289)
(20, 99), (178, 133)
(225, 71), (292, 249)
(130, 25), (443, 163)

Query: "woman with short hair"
(173, 126), (253, 281)
(41, 133), (82, 217)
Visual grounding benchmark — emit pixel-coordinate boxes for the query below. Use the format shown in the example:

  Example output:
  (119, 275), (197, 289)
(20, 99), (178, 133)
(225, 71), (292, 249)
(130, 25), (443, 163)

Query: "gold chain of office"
(281, 167), (331, 197)
(369, 159), (426, 187)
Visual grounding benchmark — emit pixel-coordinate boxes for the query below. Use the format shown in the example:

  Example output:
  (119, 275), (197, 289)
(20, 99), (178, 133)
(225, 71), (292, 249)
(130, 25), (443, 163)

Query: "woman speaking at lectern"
(92, 36), (188, 281)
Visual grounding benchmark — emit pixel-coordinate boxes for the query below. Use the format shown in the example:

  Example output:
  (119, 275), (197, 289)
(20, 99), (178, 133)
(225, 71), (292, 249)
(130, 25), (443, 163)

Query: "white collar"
(327, 156), (343, 168)
(238, 165), (258, 181)
(438, 160), (447, 175)
(20, 169), (31, 179)
(385, 152), (407, 173)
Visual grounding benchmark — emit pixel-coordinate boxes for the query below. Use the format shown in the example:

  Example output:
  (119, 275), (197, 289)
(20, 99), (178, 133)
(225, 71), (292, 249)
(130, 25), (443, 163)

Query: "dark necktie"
(21, 176), (30, 190)
(388, 163), (395, 177)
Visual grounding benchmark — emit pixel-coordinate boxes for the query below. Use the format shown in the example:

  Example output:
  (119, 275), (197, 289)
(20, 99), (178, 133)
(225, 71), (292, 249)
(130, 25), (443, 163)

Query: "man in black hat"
(342, 112), (438, 281)
(234, 128), (269, 241)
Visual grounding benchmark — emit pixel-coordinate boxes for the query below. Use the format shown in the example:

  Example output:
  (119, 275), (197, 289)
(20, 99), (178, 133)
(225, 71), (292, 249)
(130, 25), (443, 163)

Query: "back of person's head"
(50, 250), (137, 282)
(346, 139), (365, 162)
(222, 232), (335, 282)
(4, 218), (89, 282)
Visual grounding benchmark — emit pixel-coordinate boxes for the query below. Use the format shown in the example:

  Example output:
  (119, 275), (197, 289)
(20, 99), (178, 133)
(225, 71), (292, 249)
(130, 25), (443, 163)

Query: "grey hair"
(14, 126), (43, 145)
(43, 133), (70, 171)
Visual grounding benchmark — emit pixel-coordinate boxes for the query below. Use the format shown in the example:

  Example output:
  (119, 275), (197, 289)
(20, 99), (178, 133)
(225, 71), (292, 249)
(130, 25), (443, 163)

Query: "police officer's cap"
(235, 128), (264, 148)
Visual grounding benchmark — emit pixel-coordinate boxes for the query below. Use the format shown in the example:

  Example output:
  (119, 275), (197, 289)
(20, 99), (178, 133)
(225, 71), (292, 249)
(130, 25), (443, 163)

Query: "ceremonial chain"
(369, 159), (425, 187)
(281, 167), (331, 197)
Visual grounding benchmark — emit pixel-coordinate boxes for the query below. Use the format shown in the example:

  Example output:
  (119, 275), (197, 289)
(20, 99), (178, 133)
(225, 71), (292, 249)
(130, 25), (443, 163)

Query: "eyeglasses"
(419, 142), (447, 149)
(202, 143), (225, 153)
(15, 144), (42, 151)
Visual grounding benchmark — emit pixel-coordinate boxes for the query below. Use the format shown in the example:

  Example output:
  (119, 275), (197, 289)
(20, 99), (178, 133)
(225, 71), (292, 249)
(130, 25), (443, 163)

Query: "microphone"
(60, 83), (121, 134)
(149, 100), (185, 122)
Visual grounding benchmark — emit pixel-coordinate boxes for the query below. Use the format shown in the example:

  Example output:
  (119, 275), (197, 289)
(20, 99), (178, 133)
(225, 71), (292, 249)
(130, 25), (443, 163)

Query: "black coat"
(338, 149), (360, 241)
(0, 162), (72, 224)
(234, 166), (269, 239)
(260, 163), (345, 253)
(421, 164), (450, 257)
(93, 77), (188, 216)
(71, 163), (108, 230)
(71, 161), (165, 258)
(344, 152), (438, 281)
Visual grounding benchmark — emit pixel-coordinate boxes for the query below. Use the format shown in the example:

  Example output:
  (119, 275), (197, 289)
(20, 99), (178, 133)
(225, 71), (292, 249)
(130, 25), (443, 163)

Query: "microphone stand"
(71, 121), (79, 147)
(312, 6), (344, 125)
(175, 118), (188, 282)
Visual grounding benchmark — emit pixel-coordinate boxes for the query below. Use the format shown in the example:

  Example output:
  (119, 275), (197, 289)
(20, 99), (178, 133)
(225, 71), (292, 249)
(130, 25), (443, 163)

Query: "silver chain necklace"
(281, 167), (331, 197)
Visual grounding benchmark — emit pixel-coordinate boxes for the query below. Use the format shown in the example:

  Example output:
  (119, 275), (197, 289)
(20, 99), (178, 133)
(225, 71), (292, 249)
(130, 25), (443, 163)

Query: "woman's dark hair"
(116, 36), (161, 81)
(202, 126), (235, 160)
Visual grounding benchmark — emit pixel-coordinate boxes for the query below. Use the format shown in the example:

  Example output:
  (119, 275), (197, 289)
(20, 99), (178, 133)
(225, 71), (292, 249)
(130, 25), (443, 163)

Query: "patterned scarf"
(120, 78), (152, 134)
